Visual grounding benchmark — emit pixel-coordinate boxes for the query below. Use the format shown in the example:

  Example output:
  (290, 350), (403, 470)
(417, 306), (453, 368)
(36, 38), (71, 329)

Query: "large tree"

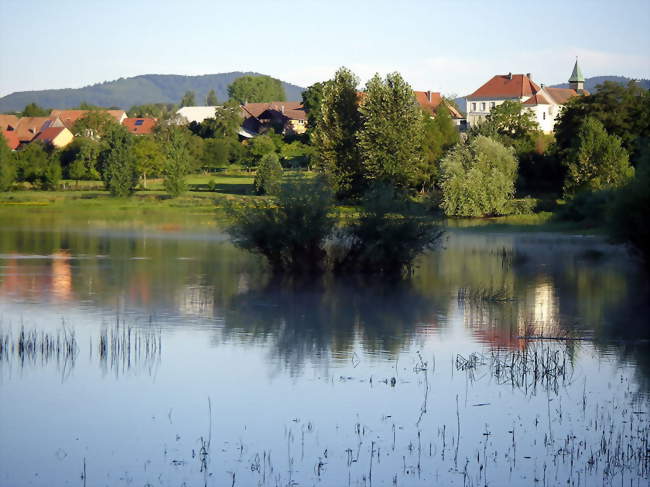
(227, 75), (286, 104)
(0, 133), (16, 191)
(312, 67), (362, 198)
(72, 111), (119, 139)
(439, 136), (518, 217)
(358, 72), (425, 190)
(99, 125), (139, 197)
(416, 104), (459, 192)
(563, 117), (634, 195)
(133, 136), (164, 188)
(555, 81), (650, 162)
(20, 103), (49, 117)
(206, 89), (219, 106)
(180, 90), (197, 107)
(301, 81), (327, 136)
(60, 137), (101, 182)
(16, 142), (61, 190)
(162, 127), (192, 197)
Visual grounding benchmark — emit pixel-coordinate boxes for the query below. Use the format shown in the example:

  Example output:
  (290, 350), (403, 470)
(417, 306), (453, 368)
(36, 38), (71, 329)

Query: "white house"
(522, 61), (586, 133)
(175, 106), (219, 124)
(465, 60), (587, 133)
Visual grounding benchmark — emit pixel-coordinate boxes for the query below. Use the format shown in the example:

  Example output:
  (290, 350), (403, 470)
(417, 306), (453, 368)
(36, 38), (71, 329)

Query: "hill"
(454, 75), (649, 115)
(0, 72), (305, 113)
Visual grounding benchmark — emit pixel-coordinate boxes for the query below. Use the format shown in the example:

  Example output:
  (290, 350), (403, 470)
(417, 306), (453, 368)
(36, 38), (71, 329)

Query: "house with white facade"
(465, 60), (587, 133)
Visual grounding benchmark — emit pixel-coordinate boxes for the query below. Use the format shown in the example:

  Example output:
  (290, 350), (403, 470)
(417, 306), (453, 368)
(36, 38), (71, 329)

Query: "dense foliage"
(0, 133), (16, 191)
(312, 67), (362, 198)
(563, 117), (634, 195)
(416, 104), (459, 192)
(439, 136), (518, 217)
(98, 125), (139, 197)
(334, 184), (443, 276)
(227, 177), (335, 274)
(16, 142), (61, 190)
(254, 153), (283, 195)
(358, 72), (425, 190)
(227, 75), (286, 104)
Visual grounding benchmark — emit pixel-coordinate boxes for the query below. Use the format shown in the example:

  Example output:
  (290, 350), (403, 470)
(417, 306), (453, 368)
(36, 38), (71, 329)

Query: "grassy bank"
(0, 172), (603, 234)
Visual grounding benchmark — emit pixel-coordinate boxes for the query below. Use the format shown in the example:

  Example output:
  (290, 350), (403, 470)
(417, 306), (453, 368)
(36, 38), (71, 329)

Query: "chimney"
(281, 105), (285, 114)
(508, 72), (512, 80)
(426, 90), (432, 102)
(526, 73), (532, 80)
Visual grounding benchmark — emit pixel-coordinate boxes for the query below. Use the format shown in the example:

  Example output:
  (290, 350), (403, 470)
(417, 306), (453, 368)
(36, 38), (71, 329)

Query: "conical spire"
(569, 58), (584, 83)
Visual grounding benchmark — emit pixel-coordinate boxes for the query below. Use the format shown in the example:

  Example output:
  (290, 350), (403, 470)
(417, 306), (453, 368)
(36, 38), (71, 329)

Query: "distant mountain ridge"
(454, 75), (649, 115)
(0, 72), (306, 113)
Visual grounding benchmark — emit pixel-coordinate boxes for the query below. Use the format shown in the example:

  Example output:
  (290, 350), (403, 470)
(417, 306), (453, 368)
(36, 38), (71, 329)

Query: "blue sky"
(1, 0), (649, 98)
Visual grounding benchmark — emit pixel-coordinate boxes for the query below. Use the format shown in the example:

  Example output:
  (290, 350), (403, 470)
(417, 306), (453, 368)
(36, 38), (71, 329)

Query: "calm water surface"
(0, 212), (648, 486)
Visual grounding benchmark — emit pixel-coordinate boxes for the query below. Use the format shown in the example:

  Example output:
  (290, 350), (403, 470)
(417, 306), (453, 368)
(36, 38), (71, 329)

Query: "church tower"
(569, 58), (585, 92)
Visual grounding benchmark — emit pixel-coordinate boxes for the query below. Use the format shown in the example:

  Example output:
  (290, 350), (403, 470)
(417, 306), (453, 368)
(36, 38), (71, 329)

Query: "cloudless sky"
(1, 0), (649, 98)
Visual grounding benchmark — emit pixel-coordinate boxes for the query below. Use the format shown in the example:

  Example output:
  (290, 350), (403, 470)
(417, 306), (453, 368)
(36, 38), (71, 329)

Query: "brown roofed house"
(122, 117), (157, 135)
(13, 117), (62, 143)
(34, 127), (74, 148)
(0, 114), (19, 131)
(50, 109), (127, 130)
(241, 102), (307, 136)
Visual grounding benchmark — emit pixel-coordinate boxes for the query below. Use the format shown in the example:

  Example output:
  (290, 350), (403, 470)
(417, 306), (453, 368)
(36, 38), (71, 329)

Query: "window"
(471, 102), (476, 111)
(134, 119), (144, 126)
(543, 112), (546, 120)
(481, 102), (486, 111)
(490, 102), (495, 109)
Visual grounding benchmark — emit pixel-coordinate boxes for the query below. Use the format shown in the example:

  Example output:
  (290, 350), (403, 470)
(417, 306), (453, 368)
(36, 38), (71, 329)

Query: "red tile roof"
(34, 127), (67, 143)
(468, 74), (541, 100)
(523, 87), (588, 106)
(122, 117), (157, 134)
(13, 117), (55, 142)
(414, 90), (464, 119)
(2, 130), (20, 150)
(0, 114), (19, 131)
(50, 109), (126, 129)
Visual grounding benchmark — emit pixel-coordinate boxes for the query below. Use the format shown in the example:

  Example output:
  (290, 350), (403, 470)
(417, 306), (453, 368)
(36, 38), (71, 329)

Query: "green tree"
(281, 140), (312, 168)
(564, 117), (634, 195)
(189, 102), (242, 138)
(227, 75), (286, 104)
(128, 103), (175, 118)
(133, 136), (164, 188)
(608, 143), (650, 265)
(555, 81), (650, 162)
(312, 67), (362, 198)
(16, 142), (61, 190)
(20, 103), (49, 117)
(206, 89), (219, 106)
(358, 72), (425, 190)
(99, 125), (139, 197)
(60, 137), (101, 183)
(180, 90), (196, 107)
(0, 133), (16, 191)
(473, 100), (541, 155)
(72, 110), (118, 139)
(302, 81), (327, 136)
(416, 104), (459, 192)
(202, 138), (231, 170)
(246, 135), (277, 169)
(254, 152), (283, 195)
(162, 128), (191, 197)
(439, 136), (518, 217)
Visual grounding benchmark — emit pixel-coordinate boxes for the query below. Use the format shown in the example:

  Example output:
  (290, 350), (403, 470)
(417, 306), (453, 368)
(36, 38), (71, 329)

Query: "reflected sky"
(0, 214), (648, 486)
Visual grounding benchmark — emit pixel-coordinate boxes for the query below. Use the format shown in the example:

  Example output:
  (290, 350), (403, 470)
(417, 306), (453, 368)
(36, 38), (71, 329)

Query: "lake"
(0, 211), (648, 486)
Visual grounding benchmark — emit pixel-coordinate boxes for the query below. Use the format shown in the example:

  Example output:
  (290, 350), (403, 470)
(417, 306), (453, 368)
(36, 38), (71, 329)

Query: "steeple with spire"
(569, 58), (585, 92)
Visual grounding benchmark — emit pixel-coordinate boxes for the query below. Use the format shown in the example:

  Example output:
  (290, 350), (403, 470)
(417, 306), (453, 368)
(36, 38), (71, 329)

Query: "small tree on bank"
(358, 72), (425, 191)
(439, 136), (518, 217)
(16, 142), (61, 190)
(563, 117), (634, 196)
(162, 128), (192, 197)
(254, 152), (283, 195)
(99, 126), (138, 197)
